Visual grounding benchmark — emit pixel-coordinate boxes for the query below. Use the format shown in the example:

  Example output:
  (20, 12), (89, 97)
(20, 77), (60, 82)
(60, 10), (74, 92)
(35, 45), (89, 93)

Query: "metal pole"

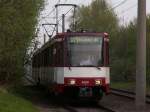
(73, 6), (76, 31)
(136, 0), (146, 110)
(44, 34), (46, 44)
(62, 14), (65, 33)
(55, 4), (77, 33)
(56, 6), (58, 33)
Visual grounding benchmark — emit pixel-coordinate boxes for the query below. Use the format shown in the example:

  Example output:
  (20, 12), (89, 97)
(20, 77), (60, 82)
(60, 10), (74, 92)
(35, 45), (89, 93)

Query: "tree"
(70, 0), (119, 33)
(111, 23), (137, 81)
(0, 0), (44, 84)
(111, 16), (150, 82)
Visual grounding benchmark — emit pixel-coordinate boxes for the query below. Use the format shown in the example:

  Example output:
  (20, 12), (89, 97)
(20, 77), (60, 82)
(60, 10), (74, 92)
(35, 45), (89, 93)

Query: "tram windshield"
(68, 36), (103, 67)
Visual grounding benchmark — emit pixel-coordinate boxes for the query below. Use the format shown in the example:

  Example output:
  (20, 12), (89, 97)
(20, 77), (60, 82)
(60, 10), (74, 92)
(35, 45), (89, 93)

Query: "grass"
(0, 86), (39, 112)
(111, 81), (150, 95)
(110, 81), (135, 90)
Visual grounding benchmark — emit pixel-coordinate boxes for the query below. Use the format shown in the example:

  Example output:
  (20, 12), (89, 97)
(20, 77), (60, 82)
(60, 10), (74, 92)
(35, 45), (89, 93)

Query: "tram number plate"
(82, 81), (89, 84)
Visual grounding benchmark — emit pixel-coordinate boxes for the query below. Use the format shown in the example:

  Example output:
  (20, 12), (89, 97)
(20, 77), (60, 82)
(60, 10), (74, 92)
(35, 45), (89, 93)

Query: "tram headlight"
(95, 80), (101, 85)
(69, 79), (76, 85)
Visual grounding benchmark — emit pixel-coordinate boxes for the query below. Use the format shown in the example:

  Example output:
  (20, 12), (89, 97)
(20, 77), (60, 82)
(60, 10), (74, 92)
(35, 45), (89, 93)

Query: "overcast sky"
(41, 0), (150, 24)
(38, 0), (150, 45)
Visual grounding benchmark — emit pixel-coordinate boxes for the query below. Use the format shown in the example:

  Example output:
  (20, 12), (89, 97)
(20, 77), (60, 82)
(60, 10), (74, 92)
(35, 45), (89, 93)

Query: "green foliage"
(111, 81), (135, 90)
(111, 16), (150, 83)
(111, 23), (137, 81)
(0, 0), (44, 84)
(70, 0), (119, 33)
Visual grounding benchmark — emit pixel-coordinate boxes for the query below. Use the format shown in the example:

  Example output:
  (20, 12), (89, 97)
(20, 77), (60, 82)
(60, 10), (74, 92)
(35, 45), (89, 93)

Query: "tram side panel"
(32, 41), (65, 87)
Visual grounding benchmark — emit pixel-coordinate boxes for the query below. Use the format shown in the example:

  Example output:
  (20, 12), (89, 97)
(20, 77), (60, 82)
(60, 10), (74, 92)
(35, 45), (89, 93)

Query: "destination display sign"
(69, 36), (102, 44)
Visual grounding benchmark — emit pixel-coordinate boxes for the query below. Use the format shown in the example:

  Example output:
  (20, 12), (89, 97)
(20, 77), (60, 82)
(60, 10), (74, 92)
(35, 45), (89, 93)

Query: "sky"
(37, 0), (150, 45)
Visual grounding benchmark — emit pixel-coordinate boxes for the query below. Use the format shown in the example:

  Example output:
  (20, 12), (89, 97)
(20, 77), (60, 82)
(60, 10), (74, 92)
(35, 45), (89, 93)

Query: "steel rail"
(110, 88), (150, 104)
(97, 105), (116, 112)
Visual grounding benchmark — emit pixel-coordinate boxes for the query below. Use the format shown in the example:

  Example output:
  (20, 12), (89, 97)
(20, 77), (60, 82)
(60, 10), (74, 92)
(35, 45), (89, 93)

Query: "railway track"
(37, 96), (117, 112)
(21, 85), (116, 112)
(97, 105), (116, 112)
(61, 104), (116, 112)
(110, 88), (150, 104)
(50, 96), (117, 112)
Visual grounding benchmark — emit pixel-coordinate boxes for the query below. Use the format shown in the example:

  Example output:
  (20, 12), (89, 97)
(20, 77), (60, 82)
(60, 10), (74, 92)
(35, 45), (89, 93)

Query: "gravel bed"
(100, 94), (150, 112)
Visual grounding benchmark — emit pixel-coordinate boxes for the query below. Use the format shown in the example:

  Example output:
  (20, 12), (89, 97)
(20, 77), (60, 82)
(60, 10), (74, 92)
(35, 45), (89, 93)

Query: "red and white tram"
(32, 31), (110, 100)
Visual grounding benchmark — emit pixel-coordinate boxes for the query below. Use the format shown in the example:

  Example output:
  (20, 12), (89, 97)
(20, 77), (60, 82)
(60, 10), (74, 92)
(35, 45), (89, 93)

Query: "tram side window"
(37, 55), (39, 67)
(54, 43), (64, 66)
(34, 56), (38, 67)
(40, 53), (42, 67)
(44, 50), (47, 66)
(39, 54), (42, 67)
(40, 53), (44, 67)
(33, 57), (35, 67)
(49, 47), (53, 66)
(35, 56), (38, 67)
(57, 46), (64, 66)
(44, 50), (47, 67)
(48, 47), (53, 66)
(32, 57), (35, 67)
(44, 48), (49, 67)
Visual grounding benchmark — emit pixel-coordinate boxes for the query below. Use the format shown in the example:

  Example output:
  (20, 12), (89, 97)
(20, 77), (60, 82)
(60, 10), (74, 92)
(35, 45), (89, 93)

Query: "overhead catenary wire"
(41, 0), (129, 39)
(35, 0), (130, 49)
(78, 0), (128, 12)
(106, 0), (127, 12)
(111, 0), (126, 7)
(43, 0), (128, 22)
(117, 2), (137, 25)
(119, 3), (137, 15)
(41, 0), (72, 36)
(42, 0), (61, 18)
(57, 7), (74, 22)
(42, 23), (57, 38)
(111, 0), (127, 9)
(55, 4), (77, 33)
(53, 0), (128, 34)
(39, 0), (62, 38)
(41, 0), (69, 19)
